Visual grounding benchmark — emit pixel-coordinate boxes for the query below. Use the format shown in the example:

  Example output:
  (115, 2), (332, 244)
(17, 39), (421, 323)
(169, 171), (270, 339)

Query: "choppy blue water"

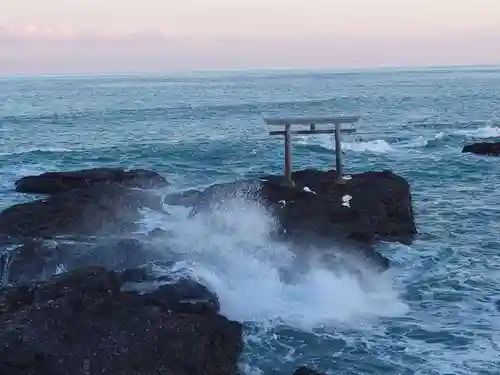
(1, 67), (500, 374)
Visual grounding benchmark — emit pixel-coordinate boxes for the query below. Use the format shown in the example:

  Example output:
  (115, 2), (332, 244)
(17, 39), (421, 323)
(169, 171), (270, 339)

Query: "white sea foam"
(138, 194), (408, 331)
(456, 126), (500, 138)
(297, 134), (393, 153)
(295, 130), (452, 153)
(403, 132), (446, 148)
(342, 139), (393, 153)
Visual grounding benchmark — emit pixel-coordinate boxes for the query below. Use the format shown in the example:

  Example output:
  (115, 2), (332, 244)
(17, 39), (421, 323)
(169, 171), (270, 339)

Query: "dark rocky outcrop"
(170, 168), (417, 271)
(58, 238), (170, 274)
(0, 185), (167, 238)
(0, 267), (242, 375)
(1, 238), (172, 284)
(191, 169), (417, 244)
(462, 142), (500, 156)
(0, 166), (418, 374)
(293, 366), (326, 375)
(5, 167), (415, 246)
(1, 240), (60, 284)
(163, 189), (202, 207)
(15, 168), (168, 195)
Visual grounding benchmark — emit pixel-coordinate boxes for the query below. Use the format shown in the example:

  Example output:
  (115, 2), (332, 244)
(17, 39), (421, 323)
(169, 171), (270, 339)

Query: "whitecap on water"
(296, 134), (393, 154)
(402, 132), (446, 148)
(456, 126), (500, 138)
(0, 146), (76, 157)
(138, 193), (408, 332)
(342, 139), (393, 153)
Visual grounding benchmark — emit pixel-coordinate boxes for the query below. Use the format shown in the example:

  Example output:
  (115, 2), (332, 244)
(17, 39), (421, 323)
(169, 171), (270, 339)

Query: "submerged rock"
(191, 169), (417, 244)
(15, 167), (168, 195)
(0, 267), (242, 375)
(0, 185), (166, 238)
(462, 142), (500, 156)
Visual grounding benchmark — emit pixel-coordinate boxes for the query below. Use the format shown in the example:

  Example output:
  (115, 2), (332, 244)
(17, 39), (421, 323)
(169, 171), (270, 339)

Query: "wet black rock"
(15, 167), (168, 195)
(58, 238), (165, 273)
(0, 185), (167, 238)
(293, 366), (326, 375)
(137, 277), (221, 315)
(1, 241), (60, 284)
(163, 189), (202, 207)
(0, 267), (242, 375)
(1, 238), (173, 285)
(191, 169), (417, 244)
(462, 142), (500, 156)
(184, 169), (416, 271)
(119, 267), (150, 283)
(147, 228), (173, 239)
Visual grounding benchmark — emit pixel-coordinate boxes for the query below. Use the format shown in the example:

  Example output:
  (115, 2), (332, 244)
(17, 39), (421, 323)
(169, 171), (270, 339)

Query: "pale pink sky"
(1, 0), (499, 73)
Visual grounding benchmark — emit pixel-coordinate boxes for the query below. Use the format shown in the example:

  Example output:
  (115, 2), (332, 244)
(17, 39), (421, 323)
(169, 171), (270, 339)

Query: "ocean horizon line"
(1, 63), (499, 79)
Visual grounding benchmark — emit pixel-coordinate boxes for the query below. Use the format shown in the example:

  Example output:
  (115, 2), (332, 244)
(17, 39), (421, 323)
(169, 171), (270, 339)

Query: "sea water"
(1, 67), (500, 374)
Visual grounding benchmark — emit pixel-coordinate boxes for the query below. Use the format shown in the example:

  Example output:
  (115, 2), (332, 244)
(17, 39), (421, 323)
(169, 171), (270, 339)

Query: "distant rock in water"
(15, 167), (168, 194)
(0, 267), (242, 375)
(191, 169), (417, 245)
(462, 142), (500, 156)
(293, 366), (326, 375)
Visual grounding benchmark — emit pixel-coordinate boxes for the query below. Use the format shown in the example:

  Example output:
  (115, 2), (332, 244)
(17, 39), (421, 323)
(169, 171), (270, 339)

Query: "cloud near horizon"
(0, 23), (172, 42)
(1, 22), (499, 74)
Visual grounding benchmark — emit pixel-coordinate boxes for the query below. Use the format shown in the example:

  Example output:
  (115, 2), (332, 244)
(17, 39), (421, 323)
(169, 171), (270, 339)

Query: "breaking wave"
(402, 132), (447, 148)
(296, 135), (393, 154)
(341, 139), (393, 153)
(0, 147), (75, 157)
(455, 126), (500, 138)
(138, 194), (408, 331)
